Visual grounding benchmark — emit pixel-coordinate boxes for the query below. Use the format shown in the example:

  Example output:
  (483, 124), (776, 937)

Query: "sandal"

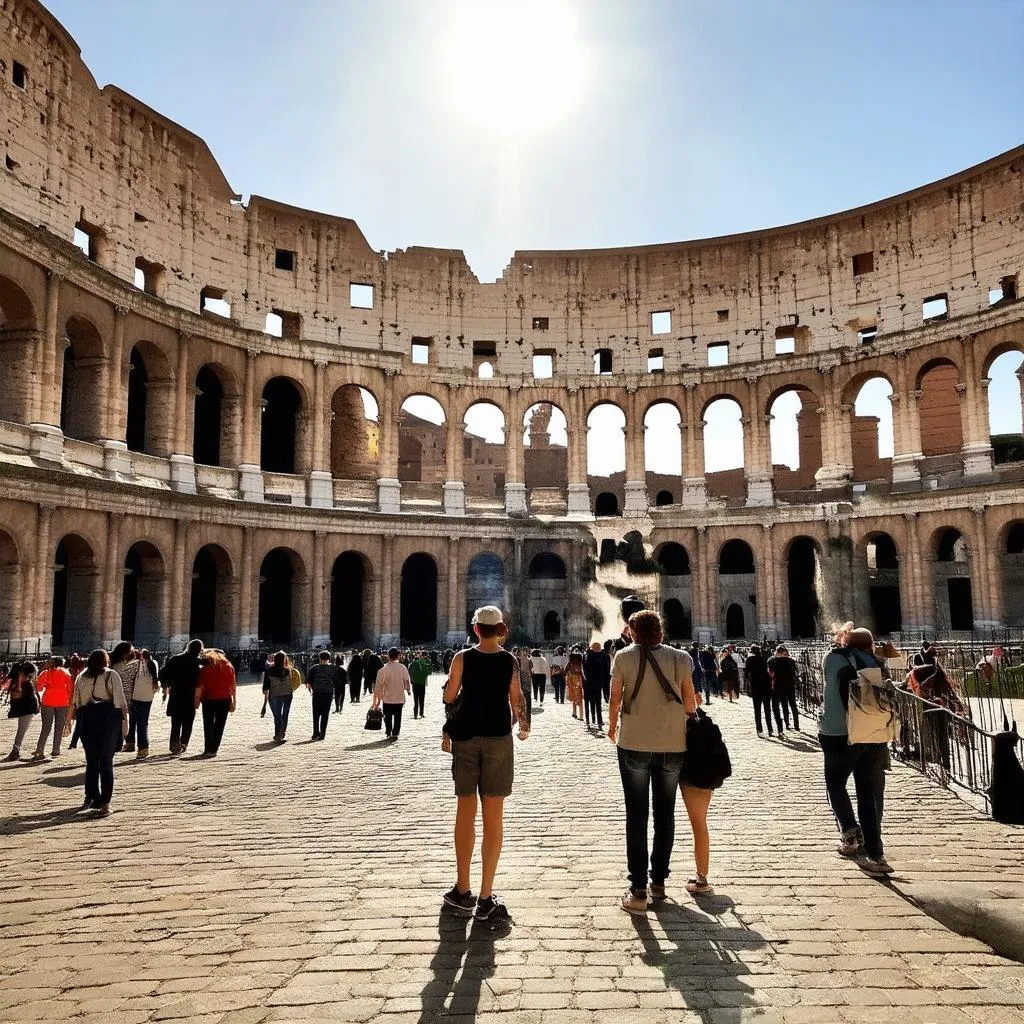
(685, 874), (714, 895)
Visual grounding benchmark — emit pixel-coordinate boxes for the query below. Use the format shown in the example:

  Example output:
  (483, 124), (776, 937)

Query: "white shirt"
(72, 669), (128, 710)
(374, 661), (411, 704)
(530, 656), (549, 676)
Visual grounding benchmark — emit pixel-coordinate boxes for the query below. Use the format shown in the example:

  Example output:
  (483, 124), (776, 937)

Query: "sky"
(45, 0), (1024, 474)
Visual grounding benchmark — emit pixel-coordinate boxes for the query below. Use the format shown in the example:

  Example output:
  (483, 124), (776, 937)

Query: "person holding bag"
(607, 610), (697, 914)
(5, 661), (39, 761)
(69, 649), (128, 816)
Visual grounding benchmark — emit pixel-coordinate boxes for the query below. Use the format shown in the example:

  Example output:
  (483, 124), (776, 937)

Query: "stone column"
(101, 511), (125, 648)
(101, 306), (132, 474)
(693, 526), (714, 641)
(814, 368), (853, 490)
(376, 371), (401, 513)
(380, 534), (396, 640)
(891, 354), (923, 485)
(30, 271), (64, 461)
(312, 530), (328, 645)
(623, 388), (647, 516)
(681, 383), (707, 508)
(903, 512), (931, 633)
(446, 536), (462, 643)
(504, 387), (527, 515)
(238, 526), (256, 647)
(238, 348), (264, 502)
(960, 336), (994, 477)
(33, 503), (55, 648)
(443, 399), (467, 516)
(168, 332), (197, 493)
(759, 522), (781, 640)
(970, 505), (1000, 629)
(566, 388), (590, 516)
(168, 518), (189, 648)
(308, 360), (333, 508)
(744, 377), (773, 506)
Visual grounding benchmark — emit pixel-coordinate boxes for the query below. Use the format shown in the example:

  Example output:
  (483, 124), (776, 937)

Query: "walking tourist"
(32, 657), (73, 759)
(162, 639), (204, 754)
(566, 650), (585, 719)
(373, 647), (411, 740)
(820, 625), (893, 875)
(67, 654), (85, 750)
(363, 648), (383, 697)
(607, 609), (696, 914)
(306, 650), (338, 740)
(197, 648), (236, 757)
(347, 650), (364, 705)
(744, 644), (774, 737)
(5, 661), (39, 761)
(698, 646), (721, 703)
(768, 645), (800, 732)
(333, 654), (348, 712)
(70, 649), (128, 816)
(550, 646), (567, 704)
(719, 646), (740, 702)
(111, 642), (140, 752)
(441, 606), (528, 921)
(583, 642), (609, 730)
(529, 649), (549, 704)
(263, 651), (294, 744)
(129, 649), (159, 758)
(409, 650), (432, 719)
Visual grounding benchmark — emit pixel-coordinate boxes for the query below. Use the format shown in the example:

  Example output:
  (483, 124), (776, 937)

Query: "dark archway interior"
(543, 610), (561, 641)
(937, 528), (966, 562)
(400, 553), (437, 643)
(529, 552), (566, 579)
(121, 546), (142, 642)
(595, 492), (619, 517)
(51, 536), (93, 647)
(726, 603), (746, 638)
(261, 377), (300, 473)
(51, 539), (70, 645)
(193, 366), (224, 466)
(655, 490), (674, 506)
(663, 598), (690, 640)
(331, 551), (365, 645)
(719, 540), (754, 574)
(948, 578), (974, 630)
(657, 542), (690, 575)
(867, 532), (902, 636)
(259, 548), (295, 645)
(190, 546), (218, 637)
(465, 553), (505, 632)
(787, 537), (821, 639)
(1006, 522), (1024, 554)
(599, 539), (618, 564)
(126, 347), (149, 453)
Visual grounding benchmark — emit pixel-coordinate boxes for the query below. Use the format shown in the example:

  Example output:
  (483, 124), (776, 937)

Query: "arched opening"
(656, 543), (691, 641)
(543, 610), (561, 641)
(595, 491), (619, 517)
(193, 366), (224, 467)
(60, 317), (105, 442)
(261, 377), (303, 474)
(1004, 521), (1024, 626)
(786, 536), (821, 639)
(587, 402), (626, 500)
(769, 387), (822, 490)
(258, 548), (301, 645)
(919, 360), (963, 457)
(51, 535), (98, 648)
(121, 541), (166, 646)
(330, 551), (367, 645)
(725, 603), (746, 639)
(719, 540), (755, 575)
(189, 544), (233, 643)
(0, 275), (38, 425)
(645, 401), (681, 506)
(399, 395), (446, 485)
(865, 532), (902, 636)
(331, 385), (379, 480)
(523, 402), (568, 503)
(529, 552), (567, 579)
(663, 598), (690, 641)
(656, 542), (690, 576)
(703, 397), (745, 499)
(464, 402), (506, 499)
(987, 349), (1024, 464)
(400, 553), (438, 642)
(934, 527), (973, 631)
(849, 375), (895, 482)
(126, 346), (149, 453)
(466, 552), (505, 631)
(0, 530), (21, 640)
(125, 343), (173, 457)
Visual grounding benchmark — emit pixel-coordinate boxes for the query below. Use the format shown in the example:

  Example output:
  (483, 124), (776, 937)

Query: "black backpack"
(685, 708), (732, 789)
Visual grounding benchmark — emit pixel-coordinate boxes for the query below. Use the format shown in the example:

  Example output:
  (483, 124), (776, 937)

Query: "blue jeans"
(269, 695), (292, 739)
(128, 700), (153, 749)
(617, 747), (684, 891)
(820, 734), (887, 858)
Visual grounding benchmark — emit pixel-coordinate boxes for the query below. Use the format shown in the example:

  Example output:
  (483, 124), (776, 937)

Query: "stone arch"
(595, 491), (619, 517)
(463, 401), (506, 500)
(587, 401), (626, 493)
(51, 533), (100, 649)
(847, 372), (895, 481)
(121, 540), (167, 646)
(466, 552), (506, 632)
(529, 552), (566, 579)
(931, 526), (974, 631)
(663, 598), (690, 641)
(784, 535), (822, 639)
(523, 402), (568, 500)
(399, 393), (447, 485)
(985, 347), (1024, 464)
(543, 609), (562, 641)
(330, 550), (371, 645)
(189, 543), (235, 643)
(126, 340), (174, 457)
(917, 358), (963, 457)
(861, 530), (902, 636)
(400, 552), (438, 643)
(702, 395), (745, 499)
(718, 538), (756, 640)
(655, 542), (690, 575)
(261, 376), (308, 475)
(725, 603), (746, 639)
(656, 542), (691, 641)
(331, 384), (379, 480)
(60, 316), (106, 443)
(258, 547), (308, 645)
(767, 384), (823, 490)
(0, 275), (39, 425)
(645, 399), (682, 504)
(1002, 520), (1024, 626)
(0, 529), (22, 643)
(193, 363), (241, 468)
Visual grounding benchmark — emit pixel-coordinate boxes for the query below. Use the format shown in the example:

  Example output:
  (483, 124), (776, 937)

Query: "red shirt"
(199, 660), (236, 701)
(36, 667), (74, 708)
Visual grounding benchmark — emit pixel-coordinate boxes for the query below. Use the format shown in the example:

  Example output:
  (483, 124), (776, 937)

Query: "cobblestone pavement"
(2, 677), (1023, 1024)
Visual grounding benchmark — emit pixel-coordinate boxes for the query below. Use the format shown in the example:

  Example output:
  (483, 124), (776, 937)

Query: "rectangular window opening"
(852, 251), (874, 277)
(991, 275), (1018, 306)
(134, 257), (163, 297)
(708, 342), (729, 367)
(648, 348), (664, 373)
(274, 309), (301, 339)
(533, 351), (554, 378)
(531, 316), (549, 331)
(922, 294), (948, 322)
(858, 325), (878, 345)
(350, 282), (374, 309)
(650, 310), (672, 335)
(472, 340), (496, 358)
(774, 326), (796, 356)
(265, 312), (283, 338)
(73, 221), (102, 262)
(12, 61), (27, 90)
(594, 348), (613, 375)
(201, 286), (231, 318)
(716, 309), (729, 322)
(275, 248), (296, 272)
(411, 338), (431, 365)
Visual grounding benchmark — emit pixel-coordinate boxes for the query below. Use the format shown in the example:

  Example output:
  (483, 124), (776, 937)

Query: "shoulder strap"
(622, 647), (682, 714)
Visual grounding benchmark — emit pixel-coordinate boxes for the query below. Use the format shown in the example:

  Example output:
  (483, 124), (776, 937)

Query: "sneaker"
(5, 749), (20, 762)
(648, 883), (667, 903)
(170, 744), (181, 755)
(475, 895), (508, 921)
(685, 875), (714, 895)
(76, 798), (96, 812)
(94, 804), (111, 817)
(837, 829), (862, 858)
(442, 885), (476, 916)
(137, 748), (148, 759)
(859, 856), (894, 876)
(620, 889), (648, 915)
(122, 742), (135, 753)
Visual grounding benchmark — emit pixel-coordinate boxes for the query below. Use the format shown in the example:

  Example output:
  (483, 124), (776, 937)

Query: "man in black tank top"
(441, 606), (529, 922)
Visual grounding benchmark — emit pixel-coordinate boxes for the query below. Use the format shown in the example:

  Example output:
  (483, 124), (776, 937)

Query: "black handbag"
(443, 692), (473, 742)
(364, 707), (383, 731)
(684, 708), (732, 789)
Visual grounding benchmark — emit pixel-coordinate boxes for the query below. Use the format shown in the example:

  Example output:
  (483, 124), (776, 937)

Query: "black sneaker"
(442, 885), (476, 916)
(475, 895), (508, 920)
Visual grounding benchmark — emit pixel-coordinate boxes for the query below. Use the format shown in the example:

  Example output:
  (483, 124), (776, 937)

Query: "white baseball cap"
(472, 606), (504, 625)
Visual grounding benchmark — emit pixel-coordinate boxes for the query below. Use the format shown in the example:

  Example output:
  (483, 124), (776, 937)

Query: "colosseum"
(1, 0), (1022, 655)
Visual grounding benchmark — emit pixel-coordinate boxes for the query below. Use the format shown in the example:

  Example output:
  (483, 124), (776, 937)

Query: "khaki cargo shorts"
(451, 734), (514, 797)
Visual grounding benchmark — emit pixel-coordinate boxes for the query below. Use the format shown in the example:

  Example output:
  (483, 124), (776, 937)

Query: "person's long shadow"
(0, 806), (94, 836)
(630, 894), (769, 1023)
(417, 909), (509, 1023)
(345, 738), (393, 751)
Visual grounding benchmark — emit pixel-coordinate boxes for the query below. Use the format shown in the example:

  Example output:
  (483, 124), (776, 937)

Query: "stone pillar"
(623, 388), (647, 516)
(445, 536), (462, 644)
(168, 332), (197, 494)
(380, 534), (396, 640)
(891, 354), (923, 486)
(693, 526), (714, 641)
(168, 519), (189, 648)
(960, 337), (994, 477)
(238, 348), (264, 502)
(99, 306), (132, 474)
(377, 371), (401, 514)
(443, 415), (467, 517)
(970, 505), (1000, 629)
(902, 512), (929, 633)
(759, 522), (782, 640)
(814, 368), (853, 490)
(744, 377), (773, 506)
(33, 503), (54, 648)
(308, 360), (333, 508)
(30, 271), (64, 461)
(101, 511), (125, 648)
(566, 388), (590, 516)
(238, 526), (256, 647)
(312, 530), (328, 646)
(681, 383), (707, 508)
(504, 388), (527, 515)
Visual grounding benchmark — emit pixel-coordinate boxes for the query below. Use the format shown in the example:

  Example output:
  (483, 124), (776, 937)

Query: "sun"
(440, 0), (589, 138)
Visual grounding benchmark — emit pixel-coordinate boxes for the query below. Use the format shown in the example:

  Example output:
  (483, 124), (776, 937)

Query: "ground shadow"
(628, 894), (770, 1022)
(416, 909), (508, 1023)
(0, 760), (37, 772)
(345, 738), (393, 751)
(252, 741), (280, 752)
(0, 806), (96, 836)
(38, 771), (84, 789)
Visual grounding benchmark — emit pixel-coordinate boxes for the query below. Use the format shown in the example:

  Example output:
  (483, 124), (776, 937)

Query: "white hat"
(472, 605), (504, 626)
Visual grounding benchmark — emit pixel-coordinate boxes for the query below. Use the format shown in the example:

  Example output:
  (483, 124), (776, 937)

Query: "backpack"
(846, 655), (900, 744)
(685, 708), (732, 789)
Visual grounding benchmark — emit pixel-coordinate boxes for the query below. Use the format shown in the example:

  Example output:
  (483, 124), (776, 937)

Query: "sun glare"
(441, 0), (589, 138)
